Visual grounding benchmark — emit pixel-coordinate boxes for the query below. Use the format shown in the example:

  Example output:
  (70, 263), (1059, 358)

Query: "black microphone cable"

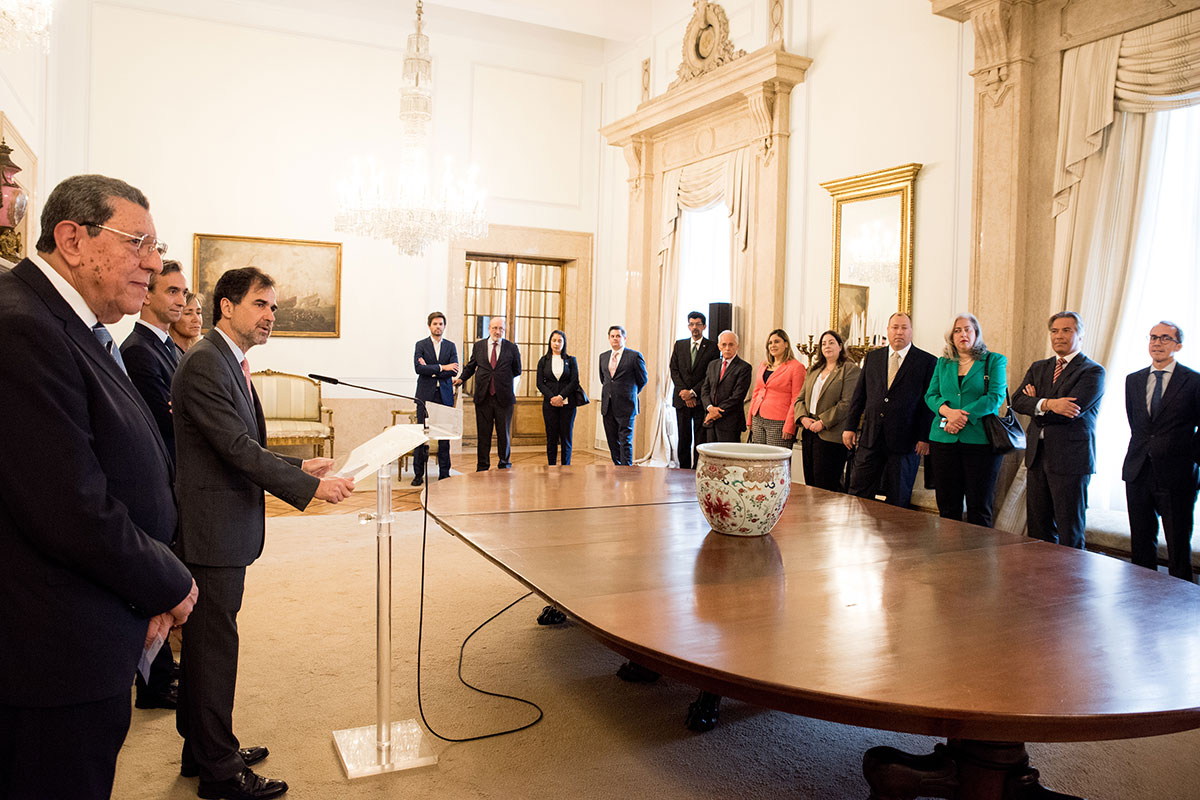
(412, 471), (544, 742)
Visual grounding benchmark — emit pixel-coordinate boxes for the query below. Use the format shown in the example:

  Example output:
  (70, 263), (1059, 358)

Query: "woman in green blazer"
(924, 313), (1007, 527)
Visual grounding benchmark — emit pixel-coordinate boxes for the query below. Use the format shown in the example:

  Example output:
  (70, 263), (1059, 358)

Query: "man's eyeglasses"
(81, 222), (168, 257)
(1148, 334), (1179, 344)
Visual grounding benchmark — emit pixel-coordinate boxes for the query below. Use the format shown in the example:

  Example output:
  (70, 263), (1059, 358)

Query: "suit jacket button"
(883, 398), (889, 403)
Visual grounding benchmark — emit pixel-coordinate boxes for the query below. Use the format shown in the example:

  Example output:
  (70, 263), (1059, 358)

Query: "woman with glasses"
(169, 292), (204, 353)
(794, 329), (861, 492)
(924, 313), (1008, 526)
(747, 328), (806, 448)
(536, 329), (581, 466)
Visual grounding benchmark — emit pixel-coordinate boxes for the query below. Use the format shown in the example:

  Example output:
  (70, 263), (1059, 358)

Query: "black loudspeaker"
(708, 302), (732, 336)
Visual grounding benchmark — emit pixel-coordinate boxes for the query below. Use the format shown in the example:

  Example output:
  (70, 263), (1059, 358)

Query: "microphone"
(306, 373), (426, 413)
(309, 373), (340, 385)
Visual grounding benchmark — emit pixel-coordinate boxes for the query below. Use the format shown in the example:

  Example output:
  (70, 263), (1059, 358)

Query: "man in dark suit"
(842, 312), (937, 507)
(1122, 321), (1200, 582)
(119, 258), (189, 709)
(1011, 311), (1105, 549)
(456, 316), (521, 471)
(599, 324), (648, 465)
(173, 267), (355, 799)
(701, 330), (752, 443)
(0, 174), (197, 800)
(412, 310), (458, 485)
(669, 310), (719, 468)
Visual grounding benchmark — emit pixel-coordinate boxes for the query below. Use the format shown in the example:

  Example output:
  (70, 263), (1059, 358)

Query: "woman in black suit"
(536, 329), (581, 465)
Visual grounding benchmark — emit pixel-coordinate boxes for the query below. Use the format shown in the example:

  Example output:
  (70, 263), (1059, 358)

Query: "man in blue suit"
(120, 258), (189, 709)
(1122, 321), (1200, 582)
(599, 324), (648, 465)
(0, 174), (197, 800)
(1010, 312), (1105, 549)
(412, 311), (458, 485)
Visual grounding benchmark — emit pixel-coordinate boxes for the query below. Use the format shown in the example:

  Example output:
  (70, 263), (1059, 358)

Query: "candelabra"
(795, 334), (820, 367)
(845, 335), (881, 364)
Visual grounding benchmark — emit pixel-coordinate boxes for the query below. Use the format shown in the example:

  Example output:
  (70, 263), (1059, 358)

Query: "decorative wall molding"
(641, 57), (652, 104)
(769, 0), (785, 43)
(668, 1), (748, 90)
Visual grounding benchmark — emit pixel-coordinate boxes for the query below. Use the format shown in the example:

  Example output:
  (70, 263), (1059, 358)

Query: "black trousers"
(675, 404), (706, 469)
(800, 429), (849, 492)
(706, 424), (742, 444)
(1025, 447), (1090, 549)
(413, 401), (451, 478)
(847, 443), (921, 508)
(0, 692), (130, 800)
(929, 441), (1003, 527)
(177, 564), (247, 783)
(603, 411), (635, 465)
(1126, 460), (1197, 582)
(474, 394), (514, 470)
(542, 402), (576, 465)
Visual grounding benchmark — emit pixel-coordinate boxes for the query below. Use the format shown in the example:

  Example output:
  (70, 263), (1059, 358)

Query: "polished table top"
(426, 466), (1200, 743)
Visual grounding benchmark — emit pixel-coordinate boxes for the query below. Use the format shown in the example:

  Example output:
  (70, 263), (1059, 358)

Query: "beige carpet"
(114, 512), (1200, 799)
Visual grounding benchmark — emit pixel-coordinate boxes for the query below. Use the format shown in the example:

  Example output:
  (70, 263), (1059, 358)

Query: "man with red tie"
(457, 316), (522, 470)
(701, 330), (752, 443)
(1011, 311), (1105, 550)
(599, 324), (648, 465)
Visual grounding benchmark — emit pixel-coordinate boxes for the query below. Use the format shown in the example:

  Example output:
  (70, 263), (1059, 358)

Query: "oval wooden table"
(425, 466), (1200, 800)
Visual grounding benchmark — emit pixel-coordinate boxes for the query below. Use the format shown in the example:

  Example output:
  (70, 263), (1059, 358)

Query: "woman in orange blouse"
(747, 328), (806, 448)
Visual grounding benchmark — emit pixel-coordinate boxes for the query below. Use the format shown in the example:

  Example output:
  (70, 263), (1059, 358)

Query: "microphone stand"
(316, 372), (439, 777)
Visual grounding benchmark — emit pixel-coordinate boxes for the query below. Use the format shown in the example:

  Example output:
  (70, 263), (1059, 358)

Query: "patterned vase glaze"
(694, 442), (793, 536)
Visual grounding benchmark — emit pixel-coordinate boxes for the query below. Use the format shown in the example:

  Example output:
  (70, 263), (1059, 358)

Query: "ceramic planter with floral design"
(694, 442), (792, 536)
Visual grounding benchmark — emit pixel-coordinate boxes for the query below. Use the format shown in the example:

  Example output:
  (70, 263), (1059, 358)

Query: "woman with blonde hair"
(795, 329), (861, 491)
(924, 312), (1007, 526)
(747, 328), (806, 447)
(169, 292), (204, 353)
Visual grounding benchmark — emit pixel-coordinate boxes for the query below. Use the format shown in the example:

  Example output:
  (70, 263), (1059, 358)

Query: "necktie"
(690, 342), (698, 366)
(887, 351), (900, 390)
(1053, 357), (1066, 383)
(489, 341), (498, 396)
(609, 351), (619, 377)
(240, 357), (254, 399)
(1150, 370), (1165, 418)
(92, 323), (127, 375)
(720, 359), (728, 381)
(164, 336), (180, 368)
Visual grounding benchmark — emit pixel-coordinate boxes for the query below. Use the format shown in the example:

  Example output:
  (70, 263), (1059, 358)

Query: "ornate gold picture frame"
(821, 163), (920, 342)
(193, 233), (342, 337)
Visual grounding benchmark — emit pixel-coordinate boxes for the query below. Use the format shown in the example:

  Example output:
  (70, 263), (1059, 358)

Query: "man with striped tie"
(1011, 311), (1105, 549)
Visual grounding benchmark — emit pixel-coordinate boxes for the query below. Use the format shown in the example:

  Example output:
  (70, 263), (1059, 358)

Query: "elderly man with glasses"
(1122, 321), (1200, 582)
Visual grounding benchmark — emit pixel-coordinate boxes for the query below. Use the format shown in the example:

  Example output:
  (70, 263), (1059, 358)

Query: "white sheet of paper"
(424, 400), (463, 441)
(138, 632), (165, 684)
(334, 424), (428, 483)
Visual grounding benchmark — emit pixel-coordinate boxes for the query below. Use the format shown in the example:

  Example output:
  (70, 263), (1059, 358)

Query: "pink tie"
(609, 351), (618, 377)
(241, 357), (253, 398)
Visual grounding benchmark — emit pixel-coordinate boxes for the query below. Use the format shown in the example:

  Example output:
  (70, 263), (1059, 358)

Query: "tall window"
(1089, 103), (1200, 514)
(674, 202), (732, 339)
(464, 255), (564, 398)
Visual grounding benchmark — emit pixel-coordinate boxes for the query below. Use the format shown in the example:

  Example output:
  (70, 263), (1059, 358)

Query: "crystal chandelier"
(0, 0), (53, 52)
(334, 1), (487, 257)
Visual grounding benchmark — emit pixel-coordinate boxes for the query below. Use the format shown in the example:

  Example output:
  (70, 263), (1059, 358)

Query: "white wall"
(597, 0), (973, 366)
(79, 0), (603, 398)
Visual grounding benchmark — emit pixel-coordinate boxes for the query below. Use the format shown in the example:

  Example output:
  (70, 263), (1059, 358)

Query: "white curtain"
(1051, 7), (1200, 367)
(638, 148), (753, 465)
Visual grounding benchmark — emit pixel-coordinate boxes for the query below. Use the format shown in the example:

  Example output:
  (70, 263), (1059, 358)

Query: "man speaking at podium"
(172, 266), (354, 799)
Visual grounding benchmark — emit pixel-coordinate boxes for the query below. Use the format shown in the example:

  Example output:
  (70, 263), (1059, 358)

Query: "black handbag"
(981, 353), (1026, 454)
(570, 386), (590, 406)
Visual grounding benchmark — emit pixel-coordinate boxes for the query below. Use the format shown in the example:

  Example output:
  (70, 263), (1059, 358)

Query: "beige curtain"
(1050, 8), (1200, 367)
(638, 148), (753, 465)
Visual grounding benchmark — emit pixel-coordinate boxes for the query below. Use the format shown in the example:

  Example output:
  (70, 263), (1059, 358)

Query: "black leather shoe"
(537, 605), (566, 625)
(197, 767), (287, 799)
(182, 746), (270, 777)
(411, 476), (423, 486)
(616, 660), (660, 683)
(438, 472), (451, 480)
(135, 685), (178, 709)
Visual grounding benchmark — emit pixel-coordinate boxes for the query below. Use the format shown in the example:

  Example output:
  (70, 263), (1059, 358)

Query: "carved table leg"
(684, 691), (721, 732)
(862, 740), (1086, 800)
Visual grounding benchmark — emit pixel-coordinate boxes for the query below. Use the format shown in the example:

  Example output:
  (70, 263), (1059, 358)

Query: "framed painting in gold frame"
(820, 163), (920, 342)
(192, 233), (341, 337)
